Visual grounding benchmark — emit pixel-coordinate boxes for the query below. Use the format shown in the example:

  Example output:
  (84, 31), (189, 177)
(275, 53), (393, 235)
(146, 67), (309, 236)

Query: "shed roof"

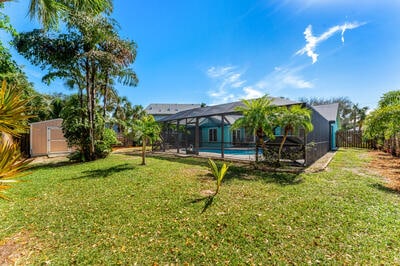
(312, 103), (339, 122)
(160, 97), (301, 122)
(145, 103), (201, 115)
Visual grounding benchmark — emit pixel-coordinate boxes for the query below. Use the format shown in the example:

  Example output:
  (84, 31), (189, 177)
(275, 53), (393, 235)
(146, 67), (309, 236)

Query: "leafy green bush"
(95, 128), (120, 158)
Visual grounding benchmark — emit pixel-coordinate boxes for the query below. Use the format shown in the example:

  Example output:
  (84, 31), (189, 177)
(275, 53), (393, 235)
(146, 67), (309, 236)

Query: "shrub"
(95, 128), (120, 158)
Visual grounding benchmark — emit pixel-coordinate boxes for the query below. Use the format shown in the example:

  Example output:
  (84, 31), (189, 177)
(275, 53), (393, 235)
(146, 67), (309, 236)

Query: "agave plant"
(208, 158), (229, 195)
(0, 81), (33, 199)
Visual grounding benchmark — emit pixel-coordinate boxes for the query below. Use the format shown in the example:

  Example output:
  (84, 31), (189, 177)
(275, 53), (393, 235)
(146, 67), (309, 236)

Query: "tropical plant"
(276, 105), (313, 164)
(2, 0), (112, 29)
(0, 81), (32, 136)
(15, 11), (138, 161)
(0, 81), (33, 199)
(364, 90), (400, 154)
(132, 115), (161, 165)
(231, 95), (277, 162)
(349, 104), (369, 131)
(208, 158), (229, 195)
(95, 127), (119, 158)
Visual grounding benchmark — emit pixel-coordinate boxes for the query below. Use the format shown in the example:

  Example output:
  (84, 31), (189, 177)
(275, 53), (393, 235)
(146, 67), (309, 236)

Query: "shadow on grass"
(28, 160), (77, 171)
(67, 163), (135, 180)
(151, 155), (303, 186)
(371, 183), (400, 195)
(189, 195), (215, 213)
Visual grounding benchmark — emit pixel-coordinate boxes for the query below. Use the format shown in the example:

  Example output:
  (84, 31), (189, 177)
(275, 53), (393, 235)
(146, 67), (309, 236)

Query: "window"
(232, 129), (241, 144)
(274, 127), (281, 136)
(208, 128), (217, 142)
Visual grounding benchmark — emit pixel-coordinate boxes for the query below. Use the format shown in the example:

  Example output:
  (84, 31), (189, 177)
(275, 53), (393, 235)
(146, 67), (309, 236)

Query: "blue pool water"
(199, 148), (259, 155)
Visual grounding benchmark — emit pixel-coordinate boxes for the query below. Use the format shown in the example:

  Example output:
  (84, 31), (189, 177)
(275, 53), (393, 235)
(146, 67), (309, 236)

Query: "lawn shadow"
(149, 155), (209, 167)
(67, 163), (135, 180)
(28, 160), (77, 171)
(371, 183), (400, 195)
(189, 195), (215, 213)
(223, 164), (303, 186)
(151, 155), (303, 186)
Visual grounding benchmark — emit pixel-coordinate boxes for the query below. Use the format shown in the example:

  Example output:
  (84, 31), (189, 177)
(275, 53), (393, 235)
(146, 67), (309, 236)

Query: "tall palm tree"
(1, 0), (112, 29)
(232, 95), (277, 162)
(2, 0), (112, 29)
(132, 115), (161, 165)
(276, 105), (313, 164)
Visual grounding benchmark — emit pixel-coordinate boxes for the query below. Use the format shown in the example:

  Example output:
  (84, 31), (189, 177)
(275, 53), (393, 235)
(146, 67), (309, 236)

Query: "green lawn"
(1, 149), (400, 264)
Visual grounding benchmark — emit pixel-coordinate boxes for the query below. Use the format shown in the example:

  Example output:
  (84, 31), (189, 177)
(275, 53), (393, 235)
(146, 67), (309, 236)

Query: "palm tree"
(231, 95), (277, 162)
(276, 105), (313, 165)
(132, 115), (161, 165)
(2, 0), (112, 29)
(0, 81), (33, 198)
(357, 106), (369, 131)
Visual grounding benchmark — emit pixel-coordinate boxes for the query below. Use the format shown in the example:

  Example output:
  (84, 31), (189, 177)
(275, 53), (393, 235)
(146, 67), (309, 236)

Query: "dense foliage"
(14, 8), (138, 161)
(364, 90), (400, 154)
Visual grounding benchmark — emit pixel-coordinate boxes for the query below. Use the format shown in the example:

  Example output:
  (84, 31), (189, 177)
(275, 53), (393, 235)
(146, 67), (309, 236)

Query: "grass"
(1, 149), (400, 264)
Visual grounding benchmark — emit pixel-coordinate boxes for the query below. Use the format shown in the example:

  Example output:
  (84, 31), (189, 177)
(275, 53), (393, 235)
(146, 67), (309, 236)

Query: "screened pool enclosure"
(156, 99), (339, 166)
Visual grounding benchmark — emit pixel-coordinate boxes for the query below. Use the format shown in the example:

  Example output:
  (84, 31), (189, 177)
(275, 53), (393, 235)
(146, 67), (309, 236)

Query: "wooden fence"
(336, 130), (376, 149)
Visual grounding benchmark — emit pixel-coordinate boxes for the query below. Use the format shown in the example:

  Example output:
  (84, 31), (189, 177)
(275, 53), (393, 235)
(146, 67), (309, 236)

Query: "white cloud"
(296, 21), (365, 63)
(242, 86), (263, 99)
(206, 65), (247, 104)
(206, 65), (313, 104)
(206, 66), (236, 78)
(255, 66), (314, 92)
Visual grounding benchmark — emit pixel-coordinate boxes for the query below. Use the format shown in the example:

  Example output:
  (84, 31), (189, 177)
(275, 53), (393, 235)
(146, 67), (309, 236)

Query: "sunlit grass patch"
(0, 149), (399, 264)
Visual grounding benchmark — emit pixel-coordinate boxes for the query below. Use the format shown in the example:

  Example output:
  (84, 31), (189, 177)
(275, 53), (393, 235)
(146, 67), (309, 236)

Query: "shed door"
(47, 127), (69, 154)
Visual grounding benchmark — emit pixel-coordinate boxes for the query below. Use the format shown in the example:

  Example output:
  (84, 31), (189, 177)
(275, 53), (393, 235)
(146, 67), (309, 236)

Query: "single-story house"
(144, 103), (202, 121)
(312, 103), (340, 150)
(158, 98), (339, 165)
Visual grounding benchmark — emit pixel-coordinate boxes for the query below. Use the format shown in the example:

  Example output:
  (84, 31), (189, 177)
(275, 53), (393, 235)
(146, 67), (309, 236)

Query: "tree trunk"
(278, 132), (289, 165)
(255, 128), (264, 162)
(141, 137), (146, 165)
(85, 58), (95, 161)
(89, 59), (97, 160)
(102, 70), (109, 119)
(255, 142), (259, 162)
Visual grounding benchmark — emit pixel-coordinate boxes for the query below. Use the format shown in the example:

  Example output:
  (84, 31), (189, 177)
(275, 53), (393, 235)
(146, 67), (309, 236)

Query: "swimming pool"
(198, 148), (260, 155)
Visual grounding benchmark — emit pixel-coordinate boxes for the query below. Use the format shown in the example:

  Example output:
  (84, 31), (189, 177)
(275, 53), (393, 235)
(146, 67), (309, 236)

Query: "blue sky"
(3, 0), (400, 109)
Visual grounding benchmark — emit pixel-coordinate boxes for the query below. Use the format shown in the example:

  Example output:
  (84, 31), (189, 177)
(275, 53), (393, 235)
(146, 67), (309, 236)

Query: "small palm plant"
(276, 105), (313, 165)
(208, 159), (229, 195)
(132, 114), (161, 165)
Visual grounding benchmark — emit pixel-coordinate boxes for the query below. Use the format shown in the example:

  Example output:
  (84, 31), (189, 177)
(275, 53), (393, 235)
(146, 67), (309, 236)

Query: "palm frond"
(0, 81), (34, 137)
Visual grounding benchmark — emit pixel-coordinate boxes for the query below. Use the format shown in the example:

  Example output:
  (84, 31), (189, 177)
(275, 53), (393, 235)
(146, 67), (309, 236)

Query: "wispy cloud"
(206, 65), (248, 104)
(296, 21), (365, 63)
(206, 65), (313, 104)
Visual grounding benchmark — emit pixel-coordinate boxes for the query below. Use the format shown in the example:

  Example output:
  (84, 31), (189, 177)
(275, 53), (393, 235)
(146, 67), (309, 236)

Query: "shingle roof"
(145, 103), (201, 115)
(159, 97), (301, 122)
(312, 103), (339, 122)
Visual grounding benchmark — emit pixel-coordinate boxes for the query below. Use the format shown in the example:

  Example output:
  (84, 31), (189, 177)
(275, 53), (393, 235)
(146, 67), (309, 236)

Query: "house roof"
(159, 97), (301, 122)
(312, 103), (339, 122)
(145, 103), (202, 115)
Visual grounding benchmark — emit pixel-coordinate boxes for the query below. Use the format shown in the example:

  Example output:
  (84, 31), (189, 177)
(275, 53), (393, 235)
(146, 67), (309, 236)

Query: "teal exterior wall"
(330, 117), (340, 150)
(201, 125), (233, 148)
